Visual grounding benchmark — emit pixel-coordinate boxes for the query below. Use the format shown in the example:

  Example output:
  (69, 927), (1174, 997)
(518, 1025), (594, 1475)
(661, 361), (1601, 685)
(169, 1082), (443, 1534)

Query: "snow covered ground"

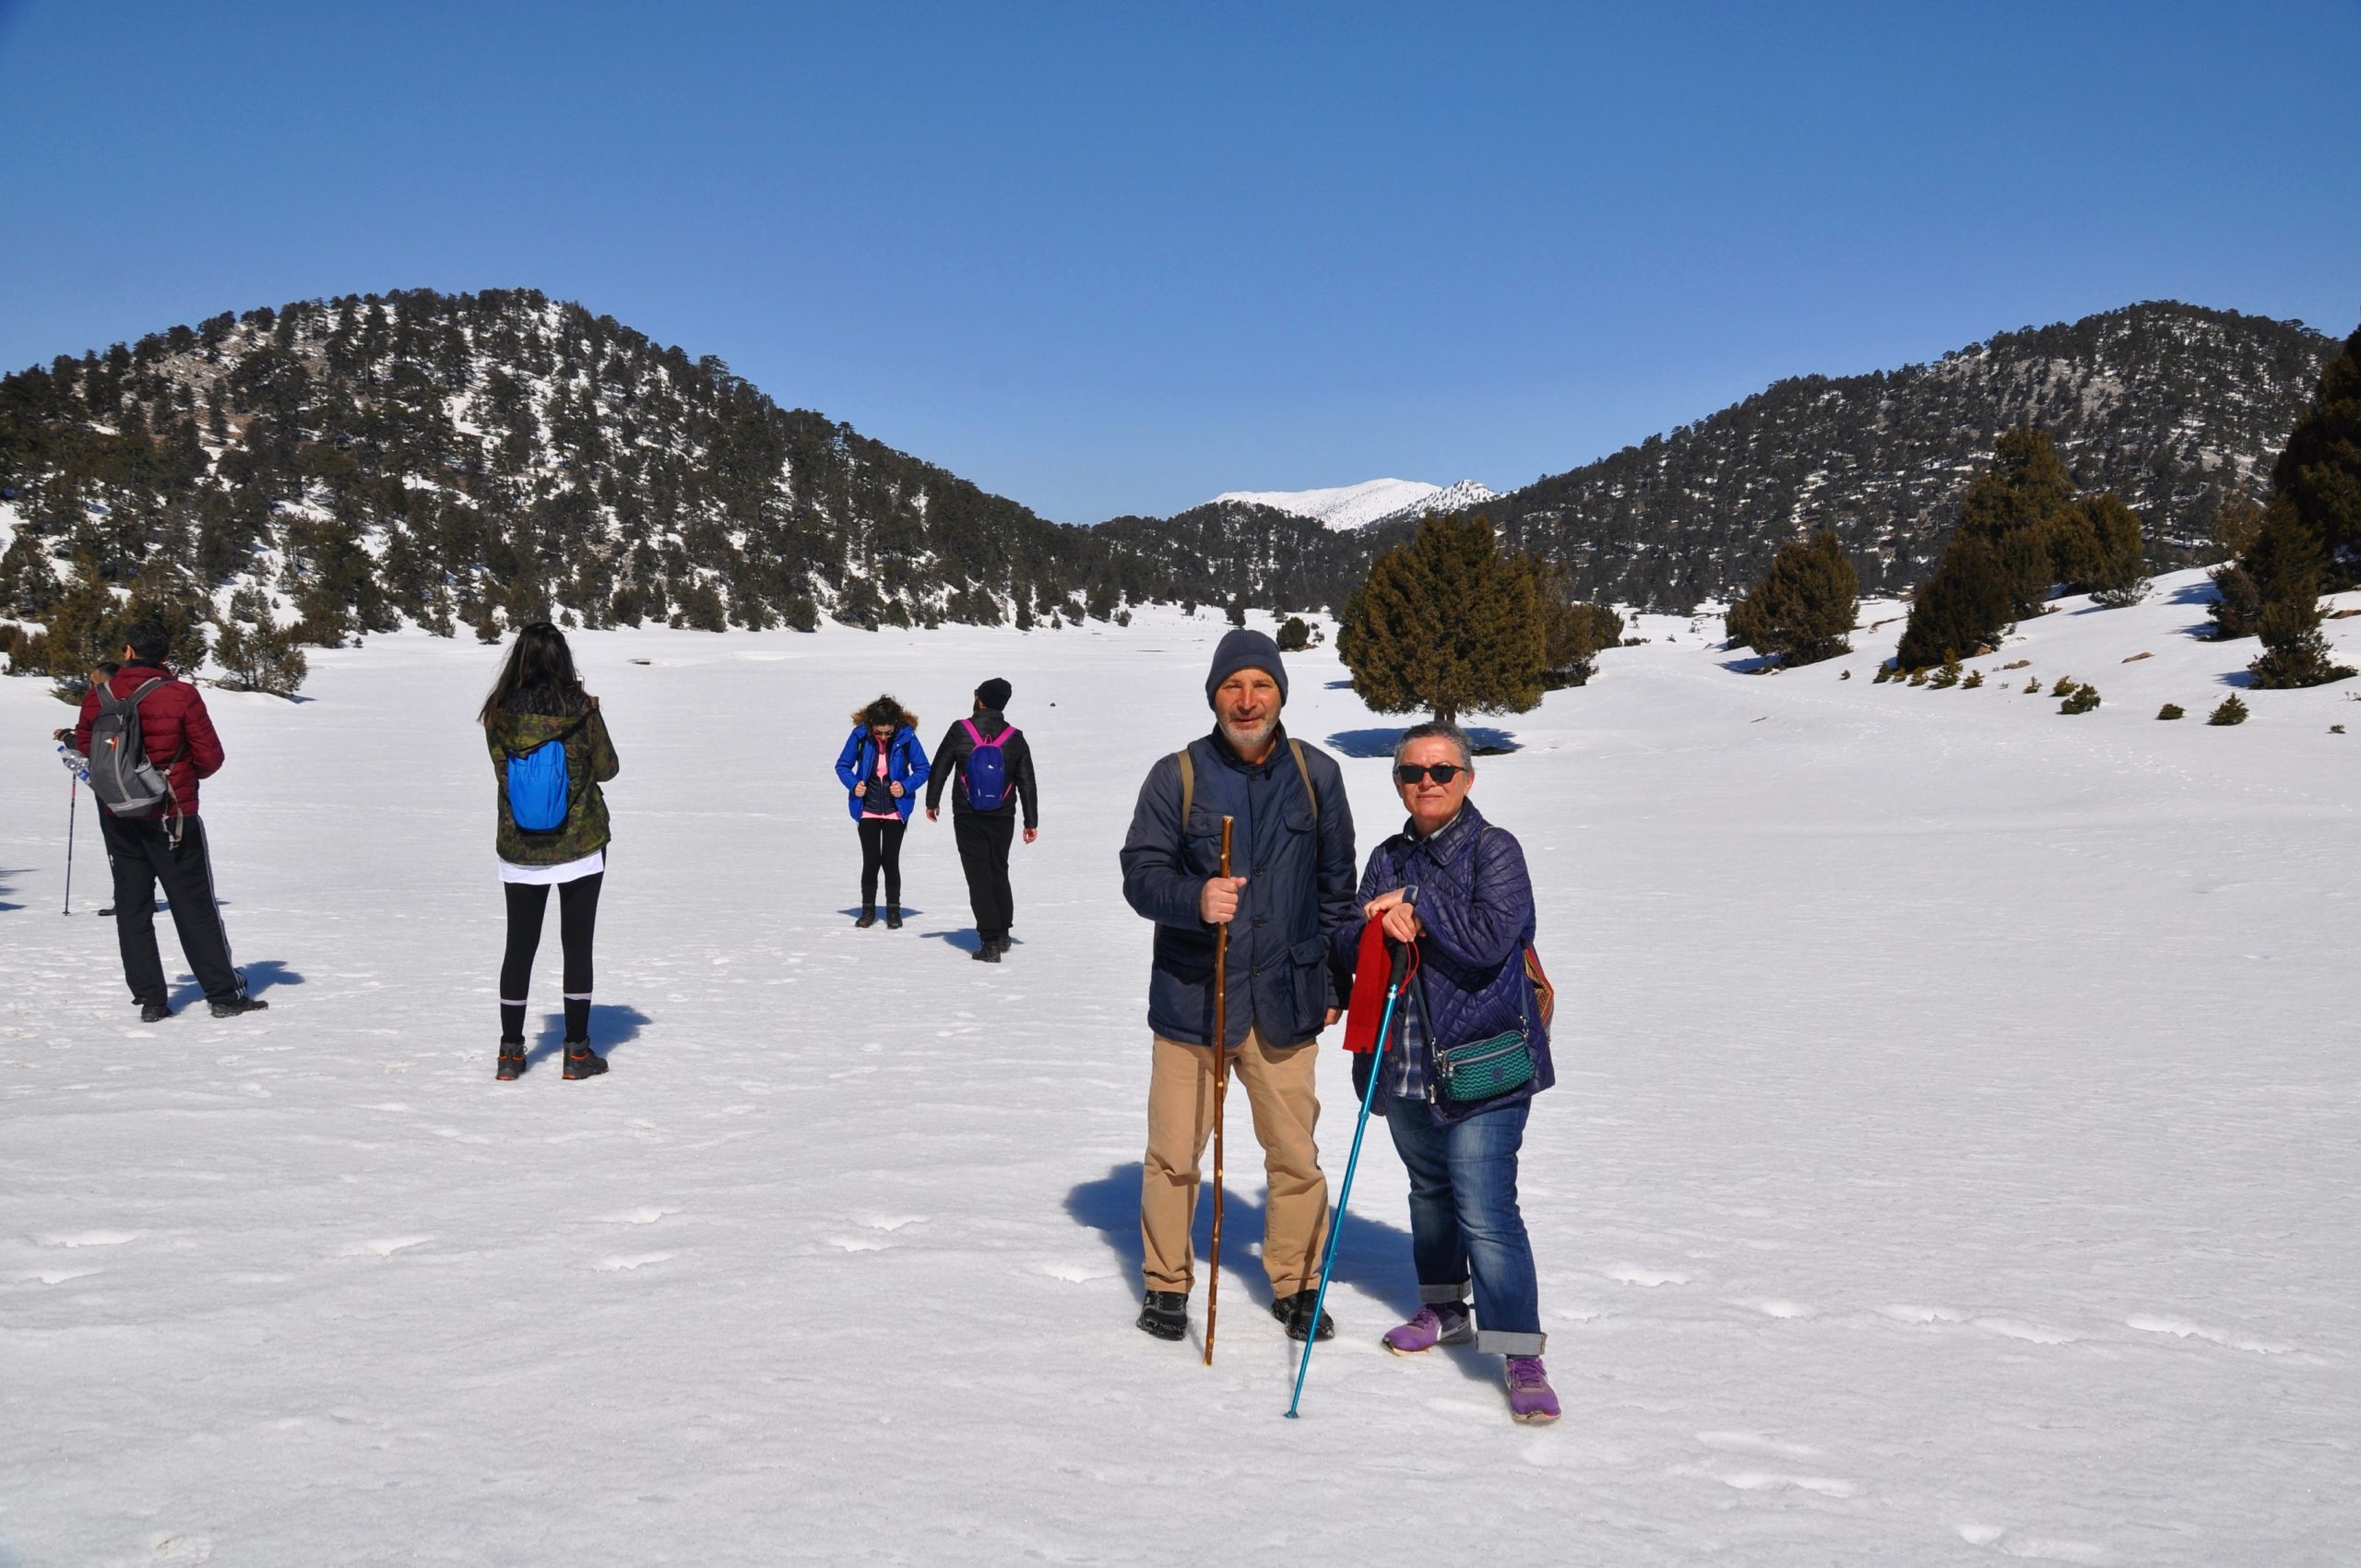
(2, 571), (2355, 1565)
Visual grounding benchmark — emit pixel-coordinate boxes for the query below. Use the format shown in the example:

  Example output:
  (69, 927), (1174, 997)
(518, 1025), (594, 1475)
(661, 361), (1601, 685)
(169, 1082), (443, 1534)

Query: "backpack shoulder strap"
(961, 717), (983, 747)
(100, 677), (164, 715)
(1288, 738), (1319, 824)
(1176, 746), (1194, 824)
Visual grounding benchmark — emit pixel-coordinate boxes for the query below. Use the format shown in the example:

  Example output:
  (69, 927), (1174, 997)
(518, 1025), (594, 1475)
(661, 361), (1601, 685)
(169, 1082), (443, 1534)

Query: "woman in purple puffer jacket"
(1335, 719), (1559, 1424)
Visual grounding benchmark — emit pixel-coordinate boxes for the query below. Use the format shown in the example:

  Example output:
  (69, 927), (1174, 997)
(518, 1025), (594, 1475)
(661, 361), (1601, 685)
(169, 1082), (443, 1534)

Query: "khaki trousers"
(1140, 1029), (1329, 1297)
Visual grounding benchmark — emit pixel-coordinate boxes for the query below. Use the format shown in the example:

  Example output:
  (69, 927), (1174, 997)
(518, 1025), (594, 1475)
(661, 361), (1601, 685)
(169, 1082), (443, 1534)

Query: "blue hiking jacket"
(1120, 728), (1358, 1050)
(835, 725), (931, 821)
(1335, 800), (1554, 1124)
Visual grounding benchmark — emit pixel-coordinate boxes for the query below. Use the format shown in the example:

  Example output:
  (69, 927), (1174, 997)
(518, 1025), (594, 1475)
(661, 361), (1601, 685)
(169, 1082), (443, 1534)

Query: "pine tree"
(1725, 529), (1857, 665)
(1957, 428), (2076, 616)
(2266, 322), (2361, 564)
(2060, 493), (2149, 606)
(1895, 532), (2011, 669)
(1337, 513), (1547, 723)
(1537, 598), (1624, 687)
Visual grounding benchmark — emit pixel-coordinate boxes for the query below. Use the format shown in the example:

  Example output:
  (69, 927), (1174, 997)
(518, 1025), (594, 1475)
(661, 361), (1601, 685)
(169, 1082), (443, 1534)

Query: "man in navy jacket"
(1119, 628), (1357, 1343)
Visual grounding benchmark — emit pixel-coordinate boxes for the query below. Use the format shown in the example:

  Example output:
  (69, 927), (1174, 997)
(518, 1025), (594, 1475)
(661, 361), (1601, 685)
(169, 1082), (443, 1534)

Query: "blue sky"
(0, 2), (2354, 521)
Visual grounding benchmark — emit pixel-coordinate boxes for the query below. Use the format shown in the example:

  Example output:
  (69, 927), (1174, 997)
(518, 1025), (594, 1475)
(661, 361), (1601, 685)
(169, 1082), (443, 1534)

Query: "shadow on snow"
(1325, 727), (1521, 759)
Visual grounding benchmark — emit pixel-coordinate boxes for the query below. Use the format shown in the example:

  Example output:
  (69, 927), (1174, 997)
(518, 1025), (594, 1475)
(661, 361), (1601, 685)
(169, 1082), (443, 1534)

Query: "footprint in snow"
(1955, 1524), (2117, 1563)
(862, 1216), (926, 1232)
(26, 1267), (104, 1285)
(1973, 1316), (2076, 1346)
(1750, 1299), (1816, 1319)
(1720, 1470), (1859, 1498)
(1881, 1303), (1967, 1324)
(1610, 1265), (1689, 1287)
(1698, 1431), (1821, 1459)
(2126, 1313), (2290, 1354)
(1042, 1262), (1118, 1284)
(596, 1253), (673, 1271)
(40, 1229), (139, 1247)
(596, 1206), (678, 1225)
(360, 1236), (433, 1257)
(829, 1237), (889, 1252)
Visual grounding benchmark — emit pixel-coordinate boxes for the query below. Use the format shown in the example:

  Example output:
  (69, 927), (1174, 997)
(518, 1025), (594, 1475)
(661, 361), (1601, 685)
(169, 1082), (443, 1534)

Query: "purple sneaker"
(1504, 1357), (1560, 1423)
(1382, 1302), (1474, 1356)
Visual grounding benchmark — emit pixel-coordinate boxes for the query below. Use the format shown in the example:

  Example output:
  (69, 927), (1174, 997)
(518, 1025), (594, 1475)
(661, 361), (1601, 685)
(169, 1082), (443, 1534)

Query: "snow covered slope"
(2, 574), (2355, 1565)
(1209, 477), (1495, 530)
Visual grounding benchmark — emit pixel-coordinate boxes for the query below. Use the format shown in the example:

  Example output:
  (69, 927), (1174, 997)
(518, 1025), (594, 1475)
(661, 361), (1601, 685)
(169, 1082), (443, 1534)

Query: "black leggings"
(500, 872), (602, 1043)
(858, 818), (906, 908)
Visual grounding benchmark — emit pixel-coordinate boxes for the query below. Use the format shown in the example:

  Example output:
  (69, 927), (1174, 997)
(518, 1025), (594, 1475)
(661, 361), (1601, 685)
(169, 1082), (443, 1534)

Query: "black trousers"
(858, 818), (906, 909)
(101, 811), (240, 1006)
(954, 812), (1016, 943)
(501, 873), (602, 1042)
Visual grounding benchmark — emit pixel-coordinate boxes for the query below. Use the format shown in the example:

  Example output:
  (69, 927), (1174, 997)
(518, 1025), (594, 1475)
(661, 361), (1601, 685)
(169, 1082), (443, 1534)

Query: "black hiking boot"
(885, 906), (903, 930)
(854, 907), (877, 929)
(1272, 1289), (1336, 1342)
(563, 1042), (609, 1080)
(1137, 1290), (1189, 1341)
(495, 1039), (527, 1081)
(209, 994), (269, 1019)
(139, 1001), (173, 1024)
(971, 943), (1002, 962)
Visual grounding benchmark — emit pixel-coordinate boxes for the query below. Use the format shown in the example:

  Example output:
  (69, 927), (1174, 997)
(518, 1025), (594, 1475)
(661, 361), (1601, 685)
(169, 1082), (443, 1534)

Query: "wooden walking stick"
(1204, 815), (1235, 1367)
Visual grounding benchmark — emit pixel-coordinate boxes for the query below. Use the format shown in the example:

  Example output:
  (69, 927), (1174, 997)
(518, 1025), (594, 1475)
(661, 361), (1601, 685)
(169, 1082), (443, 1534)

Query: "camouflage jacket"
(487, 700), (620, 865)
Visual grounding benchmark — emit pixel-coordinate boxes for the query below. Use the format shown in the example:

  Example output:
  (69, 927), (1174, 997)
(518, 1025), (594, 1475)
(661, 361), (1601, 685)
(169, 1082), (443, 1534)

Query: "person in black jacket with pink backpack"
(925, 677), (1038, 963)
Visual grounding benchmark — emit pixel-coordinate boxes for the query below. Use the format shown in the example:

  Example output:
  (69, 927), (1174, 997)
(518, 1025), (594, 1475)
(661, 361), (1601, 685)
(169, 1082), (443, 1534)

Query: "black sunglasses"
(1394, 763), (1466, 785)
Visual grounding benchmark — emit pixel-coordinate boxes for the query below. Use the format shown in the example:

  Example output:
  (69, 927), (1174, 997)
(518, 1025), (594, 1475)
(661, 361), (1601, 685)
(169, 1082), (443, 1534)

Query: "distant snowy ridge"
(1361, 478), (1501, 530)
(1208, 477), (1496, 531)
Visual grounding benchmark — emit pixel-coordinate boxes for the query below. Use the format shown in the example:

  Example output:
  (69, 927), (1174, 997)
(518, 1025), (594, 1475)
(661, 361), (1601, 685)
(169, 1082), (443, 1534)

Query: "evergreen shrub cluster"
(2222, 324), (2361, 687)
(1895, 429), (2151, 669)
(1726, 530), (1857, 666)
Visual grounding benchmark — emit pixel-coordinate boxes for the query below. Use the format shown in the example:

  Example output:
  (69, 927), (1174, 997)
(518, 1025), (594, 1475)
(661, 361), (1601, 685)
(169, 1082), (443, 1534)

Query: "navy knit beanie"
(1204, 628), (1288, 707)
(976, 677), (1013, 710)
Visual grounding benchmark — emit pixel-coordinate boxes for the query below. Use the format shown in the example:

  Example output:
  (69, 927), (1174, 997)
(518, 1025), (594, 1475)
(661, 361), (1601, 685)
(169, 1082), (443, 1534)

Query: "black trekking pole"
(57, 745), (83, 916)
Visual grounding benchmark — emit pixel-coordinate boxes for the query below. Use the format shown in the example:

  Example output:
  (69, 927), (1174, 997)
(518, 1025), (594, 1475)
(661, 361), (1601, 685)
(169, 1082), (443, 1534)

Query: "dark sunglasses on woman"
(1394, 763), (1466, 785)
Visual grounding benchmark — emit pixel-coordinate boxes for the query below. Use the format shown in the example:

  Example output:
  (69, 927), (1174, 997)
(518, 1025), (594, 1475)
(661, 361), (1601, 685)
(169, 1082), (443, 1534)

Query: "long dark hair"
(479, 623), (590, 725)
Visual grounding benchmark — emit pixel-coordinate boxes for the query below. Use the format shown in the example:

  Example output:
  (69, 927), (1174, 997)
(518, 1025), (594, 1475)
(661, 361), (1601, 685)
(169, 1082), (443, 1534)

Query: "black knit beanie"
(976, 677), (1013, 710)
(1204, 628), (1288, 707)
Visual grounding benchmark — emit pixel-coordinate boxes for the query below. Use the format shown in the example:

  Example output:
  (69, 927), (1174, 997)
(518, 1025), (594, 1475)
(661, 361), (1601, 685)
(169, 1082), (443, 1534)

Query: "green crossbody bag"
(1433, 1026), (1536, 1103)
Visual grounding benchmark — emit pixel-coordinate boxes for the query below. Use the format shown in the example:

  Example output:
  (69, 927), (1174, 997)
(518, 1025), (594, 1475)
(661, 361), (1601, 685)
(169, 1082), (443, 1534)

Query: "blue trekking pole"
(1285, 932), (1413, 1419)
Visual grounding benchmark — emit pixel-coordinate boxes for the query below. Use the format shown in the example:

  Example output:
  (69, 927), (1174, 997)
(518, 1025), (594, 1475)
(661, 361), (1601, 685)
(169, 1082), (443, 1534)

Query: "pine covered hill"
(0, 291), (2337, 646)
(0, 288), (1269, 640)
(1463, 302), (2336, 610)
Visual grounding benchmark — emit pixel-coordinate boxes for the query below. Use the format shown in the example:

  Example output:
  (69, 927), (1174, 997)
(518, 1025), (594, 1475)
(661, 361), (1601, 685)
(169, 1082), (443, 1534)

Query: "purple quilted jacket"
(1333, 800), (1553, 1125)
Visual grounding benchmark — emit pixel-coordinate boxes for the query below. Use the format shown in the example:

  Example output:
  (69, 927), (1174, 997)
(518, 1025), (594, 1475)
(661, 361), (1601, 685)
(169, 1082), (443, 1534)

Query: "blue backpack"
(504, 711), (591, 833)
(962, 718), (1017, 811)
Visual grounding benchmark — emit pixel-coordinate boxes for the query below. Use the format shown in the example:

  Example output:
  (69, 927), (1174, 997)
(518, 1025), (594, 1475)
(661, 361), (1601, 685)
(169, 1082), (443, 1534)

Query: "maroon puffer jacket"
(73, 661), (226, 818)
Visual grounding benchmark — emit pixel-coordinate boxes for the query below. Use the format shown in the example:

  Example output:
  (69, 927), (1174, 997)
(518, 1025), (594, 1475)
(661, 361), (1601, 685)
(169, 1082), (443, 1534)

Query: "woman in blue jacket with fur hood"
(835, 695), (929, 928)
(1335, 719), (1560, 1424)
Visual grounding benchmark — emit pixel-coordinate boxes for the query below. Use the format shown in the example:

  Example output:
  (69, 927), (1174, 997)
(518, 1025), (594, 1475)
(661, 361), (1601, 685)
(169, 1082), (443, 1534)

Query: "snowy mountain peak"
(1361, 478), (1500, 530)
(1209, 477), (1495, 531)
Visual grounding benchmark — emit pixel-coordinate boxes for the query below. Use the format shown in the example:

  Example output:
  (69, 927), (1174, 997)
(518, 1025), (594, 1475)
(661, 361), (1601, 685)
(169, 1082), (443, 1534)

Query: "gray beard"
(1219, 715), (1278, 754)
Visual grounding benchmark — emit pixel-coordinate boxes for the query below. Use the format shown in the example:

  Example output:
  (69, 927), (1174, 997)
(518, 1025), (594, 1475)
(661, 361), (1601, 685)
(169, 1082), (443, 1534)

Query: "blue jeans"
(1385, 1097), (1543, 1355)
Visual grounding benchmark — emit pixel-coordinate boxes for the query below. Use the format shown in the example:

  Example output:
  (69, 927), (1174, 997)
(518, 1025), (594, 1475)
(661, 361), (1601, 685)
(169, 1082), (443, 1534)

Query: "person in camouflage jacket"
(481, 624), (621, 1082)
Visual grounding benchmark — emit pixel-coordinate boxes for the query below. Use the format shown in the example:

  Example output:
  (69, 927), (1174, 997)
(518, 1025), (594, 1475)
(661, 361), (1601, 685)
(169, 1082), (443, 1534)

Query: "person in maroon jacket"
(72, 621), (266, 1022)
